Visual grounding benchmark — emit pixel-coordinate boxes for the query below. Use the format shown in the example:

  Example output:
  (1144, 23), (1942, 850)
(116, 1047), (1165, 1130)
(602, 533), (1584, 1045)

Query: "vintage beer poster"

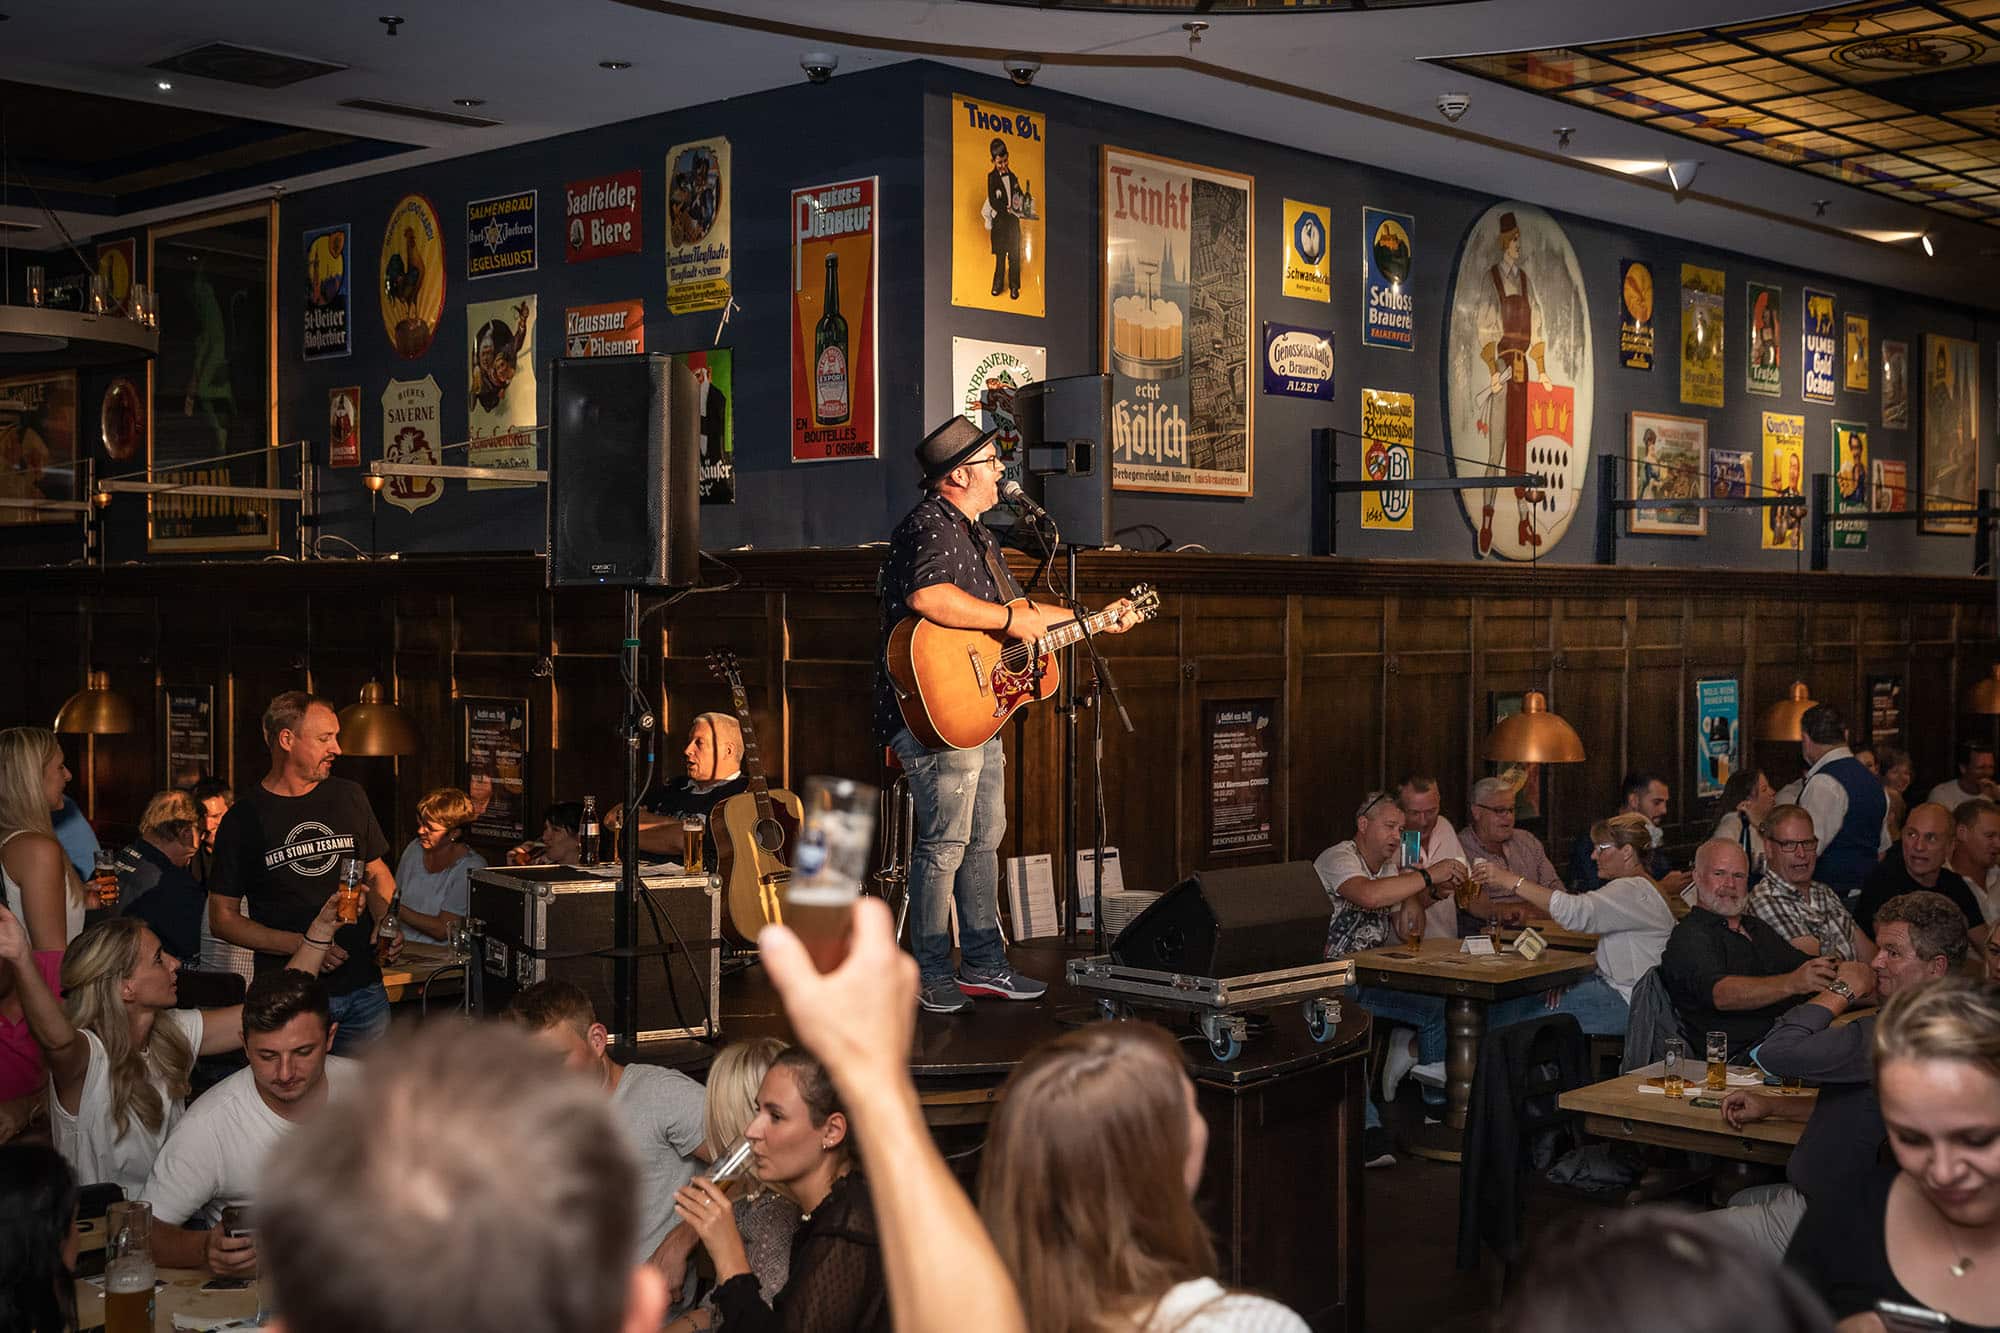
(952, 337), (1045, 494)
(1205, 699), (1276, 856)
(381, 376), (442, 515)
(1803, 288), (1837, 405)
(162, 685), (213, 790)
(380, 195), (445, 359)
(1710, 448), (1749, 499)
(1618, 259), (1653, 371)
(667, 137), (732, 314)
(1923, 334), (1980, 533)
(1360, 387), (1414, 531)
(1761, 411), (1806, 551)
(328, 387), (360, 468)
(461, 698), (528, 843)
(951, 96), (1045, 317)
(1845, 313), (1871, 391)
(1832, 419), (1869, 550)
(0, 371), (76, 526)
(1281, 199), (1330, 303)
(1443, 202), (1593, 559)
(563, 300), (644, 357)
(1873, 457), (1908, 513)
(1695, 679), (1739, 798)
(466, 295), (538, 489)
(1679, 263), (1724, 408)
(1628, 410), (1707, 537)
(1882, 339), (1910, 429)
(303, 223), (350, 360)
(467, 190), (536, 281)
(95, 238), (135, 307)
(565, 169), (641, 263)
(1261, 323), (1332, 401)
(676, 348), (734, 505)
(791, 176), (879, 462)
(1102, 146), (1254, 497)
(1746, 281), (1782, 398)
(1362, 207), (1415, 351)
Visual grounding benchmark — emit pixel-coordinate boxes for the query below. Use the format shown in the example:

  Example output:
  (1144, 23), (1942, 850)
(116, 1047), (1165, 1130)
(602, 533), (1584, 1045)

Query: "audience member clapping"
(0, 1143), (81, 1333)
(257, 1020), (669, 1333)
(0, 726), (88, 953)
(1785, 978), (2000, 1331)
(979, 1020), (1308, 1332)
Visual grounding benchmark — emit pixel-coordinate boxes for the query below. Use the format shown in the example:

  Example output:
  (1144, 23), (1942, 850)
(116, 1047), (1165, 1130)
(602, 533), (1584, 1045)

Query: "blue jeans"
(892, 729), (1009, 985)
(327, 980), (391, 1054)
(1353, 984), (1447, 1130)
(1488, 973), (1631, 1037)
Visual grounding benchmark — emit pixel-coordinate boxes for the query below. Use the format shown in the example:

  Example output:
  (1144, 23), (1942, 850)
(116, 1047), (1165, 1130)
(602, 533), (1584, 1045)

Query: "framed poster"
(1761, 412), (1806, 551)
(1102, 146), (1253, 497)
(1803, 288), (1837, 405)
(1360, 387), (1414, 531)
(1922, 334), (1979, 534)
(667, 138), (731, 314)
(951, 95), (1045, 316)
(0, 370), (78, 526)
(162, 684), (214, 789)
(466, 189), (537, 280)
(1872, 457), (1907, 513)
(1832, 419), (1870, 551)
(790, 175), (879, 462)
(1845, 313), (1870, 392)
(302, 223), (350, 360)
(461, 697), (529, 843)
(1627, 410), (1707, 536)
(147, 202), (279, 553)
(1882, 339), (1910, 429)
(1280, 198), (1330, 303)
(1680, 263), (1724, 408)
(379, 194), (445, 359)
(1618, 259), (1653, 370)
(1710, 448), (1749, 499)
(1746, 281), (1782, 398)
(1695, 679), (1739, 799)
(1362, 207), (1415, 350)
(465, 295), (537, 489)
(679, 348), (734, 505)
(1204, 698), (1276, 856)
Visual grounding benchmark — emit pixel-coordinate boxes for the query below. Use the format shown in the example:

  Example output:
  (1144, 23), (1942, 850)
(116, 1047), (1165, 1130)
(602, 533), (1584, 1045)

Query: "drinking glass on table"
(1662, 1037), (1686, 1099)
(1705, 1030), (1729, 1091)
(681, 816), (706, 874)
(104, 1200), (155, 1333)
(783, 775), (878, 972)
(91, 849), (120, 909)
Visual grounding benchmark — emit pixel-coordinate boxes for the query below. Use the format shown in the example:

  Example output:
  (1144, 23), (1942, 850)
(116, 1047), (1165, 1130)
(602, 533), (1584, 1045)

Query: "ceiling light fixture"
(155, 79), (173, 91)
(1553, 126), (1573, 150)
(1665, 160), (1701, 199)
(379, 15), (403, 36)
(1813, 199), (1829, 216)
(1921, 232), (1935, 257)
(1184, 20), (1208, 54)
(599, 59), (631, 70)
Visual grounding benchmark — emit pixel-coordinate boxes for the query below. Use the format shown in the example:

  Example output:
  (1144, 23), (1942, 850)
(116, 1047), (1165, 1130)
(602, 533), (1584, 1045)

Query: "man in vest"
(1776, 703), (1888, 906)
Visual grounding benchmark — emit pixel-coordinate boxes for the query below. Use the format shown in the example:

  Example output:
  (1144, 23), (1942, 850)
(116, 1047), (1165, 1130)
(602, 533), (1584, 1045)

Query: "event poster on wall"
(1618, 259), (1653, 371)
(953, 337), (1045, 494)
(1761, 412), (1805, 551)
(1360, 388), (1414, 531)
(465, 296), (538, 489)
(1803, 289), (1837, 405)
(666, 137), (732, 315)
(1695, 678), (1739, 798)
(1680, 264), (1724, 408)
(1280, 199), (1330, 303)
(1746, 282), (1781, 398)
(381, 377), (442, 514)
(1869, 675), (1903, 748)
(1361, 207), (1415, 350)
(791, 176), (879, 462)
(1204, 698), (1276, 856)
(462, 698), (528, 843)
(1832, 419), (1870, 550)
(951, 95), (1045, 316)
(302, 224), (350, 360)
(162, 685), (213, 790)
(1102, 146), (1254, 497)
(1922, 333), (1979, 534)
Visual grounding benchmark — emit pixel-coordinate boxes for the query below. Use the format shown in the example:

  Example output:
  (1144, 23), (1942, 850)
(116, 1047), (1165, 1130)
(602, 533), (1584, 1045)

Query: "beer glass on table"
(92, 849), (120, 909)
(783, 776), (878, 972)
(1661, 1037), (1686, 1099)
(1706, 1030), (1729, 1091)
(681, 817), (706, 875)
(337, 856), (365, 924)
(104, 1200), (155, 1333)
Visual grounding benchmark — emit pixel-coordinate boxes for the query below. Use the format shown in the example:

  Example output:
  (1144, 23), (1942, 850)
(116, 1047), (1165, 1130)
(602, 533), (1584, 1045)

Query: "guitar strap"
(976, 523), (1023, 602)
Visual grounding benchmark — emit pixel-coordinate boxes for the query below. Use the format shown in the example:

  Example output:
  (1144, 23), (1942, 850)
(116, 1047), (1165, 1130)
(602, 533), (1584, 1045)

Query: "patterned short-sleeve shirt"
(1747, 872), (1861, 959)
(874, 492), (1023, 745)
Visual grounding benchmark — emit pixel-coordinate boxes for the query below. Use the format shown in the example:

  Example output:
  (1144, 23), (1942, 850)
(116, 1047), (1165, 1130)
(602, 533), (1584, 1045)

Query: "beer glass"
(1399, 912), (1423, 951)
(92, 849), (121, 909)
(783, 776), (877, 972)
(681, 816), (706, 874)
(26, 264), (45, 307)
(1661, 1037), (1686, 1099)
(104, 1200), (156, 1333)
(1705, 1030), (1729, 1091)
(337, 856), (365, 924)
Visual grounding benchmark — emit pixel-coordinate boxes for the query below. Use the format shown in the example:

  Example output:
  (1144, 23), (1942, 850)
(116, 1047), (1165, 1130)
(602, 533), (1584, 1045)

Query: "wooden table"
(1348, 938), (1598, 1160)
(1559, 1061), (1813, 1166)
(379, 941), (468, 1006)
(76, 1265), (258, 1331)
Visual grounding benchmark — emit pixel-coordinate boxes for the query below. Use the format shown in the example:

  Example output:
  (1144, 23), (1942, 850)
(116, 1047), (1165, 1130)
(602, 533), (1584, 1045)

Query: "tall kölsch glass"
(782, 776), (877, 972)
(104, 1200), (156, 1333)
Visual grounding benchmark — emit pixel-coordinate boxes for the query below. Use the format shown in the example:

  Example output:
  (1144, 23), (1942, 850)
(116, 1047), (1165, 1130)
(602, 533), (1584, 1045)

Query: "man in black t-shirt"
(1853, 801), (1982, 934)
(627, 713), (750, 867)
(209, 690), (400, 1054)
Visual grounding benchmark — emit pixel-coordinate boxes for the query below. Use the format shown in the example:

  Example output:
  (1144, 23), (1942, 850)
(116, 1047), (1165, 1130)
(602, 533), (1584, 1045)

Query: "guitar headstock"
(705, 650), (751, 712)
(1124, 583), (1161, 624)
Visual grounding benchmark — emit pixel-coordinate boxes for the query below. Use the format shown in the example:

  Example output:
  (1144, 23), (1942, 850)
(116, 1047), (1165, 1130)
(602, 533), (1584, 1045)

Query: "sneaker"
(1380, 1026), (1420, 1103)
(1363, 1127), (1397, 1169)
(1411, 1060), (1447, 1089)
(919, 977), (970, 1013)
(957, 964), (1048, 1001)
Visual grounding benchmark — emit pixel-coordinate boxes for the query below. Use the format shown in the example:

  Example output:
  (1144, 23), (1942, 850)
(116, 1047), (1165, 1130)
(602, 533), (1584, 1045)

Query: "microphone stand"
(1064, 541), (1132, 948)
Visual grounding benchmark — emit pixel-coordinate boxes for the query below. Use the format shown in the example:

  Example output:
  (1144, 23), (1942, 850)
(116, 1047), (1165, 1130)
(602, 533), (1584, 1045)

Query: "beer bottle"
(580, 796), (600, 867)
(814, 254), (850, 426)
(375, 890), (403, 964)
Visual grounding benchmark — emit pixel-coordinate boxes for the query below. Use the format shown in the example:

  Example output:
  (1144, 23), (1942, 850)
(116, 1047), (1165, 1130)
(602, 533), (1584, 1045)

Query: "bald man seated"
(626, 713), (749, 865)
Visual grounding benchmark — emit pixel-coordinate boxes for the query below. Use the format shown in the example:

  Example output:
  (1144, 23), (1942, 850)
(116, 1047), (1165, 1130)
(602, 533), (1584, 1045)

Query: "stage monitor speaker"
(1017, 373), (1114, 548)
(1110, 861), (1331, 977)
(548, 353), (699, 588)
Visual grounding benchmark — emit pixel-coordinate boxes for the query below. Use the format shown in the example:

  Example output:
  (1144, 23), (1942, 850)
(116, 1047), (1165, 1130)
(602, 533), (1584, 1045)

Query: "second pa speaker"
(548, 353), (700, 587)
(1110, 861), (1331, 977)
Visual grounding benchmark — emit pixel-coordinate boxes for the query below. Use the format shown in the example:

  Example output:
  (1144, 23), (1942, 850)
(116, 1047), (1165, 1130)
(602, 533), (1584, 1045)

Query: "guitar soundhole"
(754, 819), (786, 853)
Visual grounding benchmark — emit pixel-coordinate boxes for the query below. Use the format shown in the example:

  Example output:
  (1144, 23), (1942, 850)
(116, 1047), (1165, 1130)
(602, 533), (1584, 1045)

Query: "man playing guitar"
(876, 416), (1136, 1013)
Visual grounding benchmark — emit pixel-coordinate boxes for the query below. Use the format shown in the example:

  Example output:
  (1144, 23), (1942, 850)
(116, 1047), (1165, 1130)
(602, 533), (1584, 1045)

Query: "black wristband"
(305, 934), (334, 946)
(1418, 866), (1433, 890)
(1001, 605), (1014, 633)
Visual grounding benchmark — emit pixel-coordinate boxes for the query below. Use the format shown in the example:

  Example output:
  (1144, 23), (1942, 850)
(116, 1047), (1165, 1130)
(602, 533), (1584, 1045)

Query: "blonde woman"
(0, 894), (339, 1199)
(0, 727), (86, 954)
(391, 787), (487, 943)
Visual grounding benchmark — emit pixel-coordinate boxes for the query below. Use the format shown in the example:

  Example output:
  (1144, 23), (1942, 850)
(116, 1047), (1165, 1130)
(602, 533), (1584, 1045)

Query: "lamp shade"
(1755, 680), (1818, 742)
(1483, 690), (1585, 764)
(337, 680), (418, 756)
(1970, 665), (2000, 715)
(54, 670), (134, 734)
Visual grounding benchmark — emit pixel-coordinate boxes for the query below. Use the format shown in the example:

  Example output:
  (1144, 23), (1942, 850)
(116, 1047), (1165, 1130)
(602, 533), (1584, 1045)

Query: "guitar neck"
(1034, 606), (1122, 654)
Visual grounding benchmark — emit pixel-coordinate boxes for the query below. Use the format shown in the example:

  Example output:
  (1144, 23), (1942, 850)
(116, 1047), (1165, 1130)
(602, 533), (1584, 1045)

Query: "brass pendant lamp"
(1481, 514), (1585, 764)
(1755, 680), (1819, 742)
(336, 679), (418, 756)
(54, 670), (134, 734)
(1968, 665), (2000, 715)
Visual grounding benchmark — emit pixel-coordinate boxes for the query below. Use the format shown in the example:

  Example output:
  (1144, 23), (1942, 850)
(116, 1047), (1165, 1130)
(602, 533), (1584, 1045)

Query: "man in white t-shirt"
(1924, 740), (1997, 813)
(508, 980), (710, 1302)
(142, 969), (356, 1273)
(1395, 774), (1470, 939)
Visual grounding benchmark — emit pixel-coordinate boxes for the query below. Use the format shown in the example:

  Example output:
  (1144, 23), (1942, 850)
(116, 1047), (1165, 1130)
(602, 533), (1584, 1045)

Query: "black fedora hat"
(916, 415), (999, 483)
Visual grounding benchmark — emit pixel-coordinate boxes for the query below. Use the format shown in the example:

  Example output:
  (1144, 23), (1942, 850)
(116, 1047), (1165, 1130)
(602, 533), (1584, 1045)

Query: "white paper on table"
(1004, 853), (1058, 941)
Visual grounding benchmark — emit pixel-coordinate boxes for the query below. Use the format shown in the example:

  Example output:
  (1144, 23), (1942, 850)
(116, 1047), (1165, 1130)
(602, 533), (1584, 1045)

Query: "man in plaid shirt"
(1747, 804), (1875, 964)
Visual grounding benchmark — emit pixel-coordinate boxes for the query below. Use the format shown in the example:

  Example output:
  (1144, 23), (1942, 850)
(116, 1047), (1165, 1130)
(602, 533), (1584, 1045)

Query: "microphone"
(998, 478), (1052, 526)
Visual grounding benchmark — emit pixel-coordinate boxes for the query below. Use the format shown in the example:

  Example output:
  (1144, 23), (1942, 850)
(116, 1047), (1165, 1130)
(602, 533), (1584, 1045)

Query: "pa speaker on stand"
(547, 353), (701, 588)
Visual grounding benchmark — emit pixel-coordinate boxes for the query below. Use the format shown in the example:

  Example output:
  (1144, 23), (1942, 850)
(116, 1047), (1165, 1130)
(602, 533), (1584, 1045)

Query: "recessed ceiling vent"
(151, 43), (348, 89)
(338, 97), (501, 128)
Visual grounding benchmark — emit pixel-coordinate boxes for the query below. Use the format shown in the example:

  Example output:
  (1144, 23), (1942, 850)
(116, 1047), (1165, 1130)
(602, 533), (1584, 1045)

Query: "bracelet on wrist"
(305, 934), (334, 946)
(1001, 605), (1014, 633)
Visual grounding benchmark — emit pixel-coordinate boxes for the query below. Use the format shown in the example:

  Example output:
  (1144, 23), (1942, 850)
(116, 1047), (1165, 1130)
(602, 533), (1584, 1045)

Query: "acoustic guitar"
(885, 585), (1159, 750)
(705, 652), (802, 940)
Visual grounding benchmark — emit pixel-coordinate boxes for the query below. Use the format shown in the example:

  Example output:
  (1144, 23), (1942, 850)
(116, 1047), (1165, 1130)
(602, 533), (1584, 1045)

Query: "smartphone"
(1875, 1300), (1951, 1332)
(201, 1277), (254, 1292)
(220, 1203), (254, 1239)
(1688, 1096), (1723, 1109)
(1400, 829), (1422, 869)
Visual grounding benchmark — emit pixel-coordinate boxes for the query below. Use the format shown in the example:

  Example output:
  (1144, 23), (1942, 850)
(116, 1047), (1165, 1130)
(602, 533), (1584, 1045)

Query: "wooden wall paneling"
(1183, 591), (1287, 873)
(1550, 650), (1627, 848)
(1072, 654), (1185, 895)
(1383, 594), (1471, 825)
(1905, 650), (1955, 791)
(1294, 651), (1386, 862)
